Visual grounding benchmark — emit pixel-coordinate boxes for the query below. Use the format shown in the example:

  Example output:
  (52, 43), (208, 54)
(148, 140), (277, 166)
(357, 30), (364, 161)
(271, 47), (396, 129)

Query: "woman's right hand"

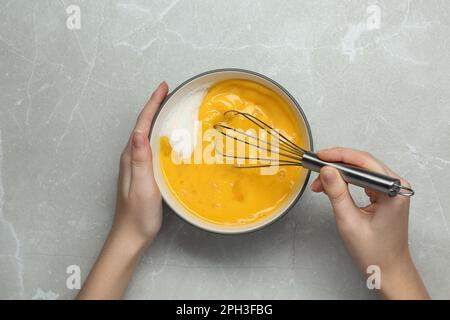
(310, 147), (429, 299)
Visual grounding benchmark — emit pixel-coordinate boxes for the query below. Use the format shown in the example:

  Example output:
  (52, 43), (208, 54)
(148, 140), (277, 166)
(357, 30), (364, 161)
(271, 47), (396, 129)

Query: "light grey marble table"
(1, 0), (449, 300)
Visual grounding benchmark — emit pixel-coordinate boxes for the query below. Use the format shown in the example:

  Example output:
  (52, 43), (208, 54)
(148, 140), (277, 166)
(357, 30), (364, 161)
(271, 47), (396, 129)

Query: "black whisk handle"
(301, 151), (414, 197)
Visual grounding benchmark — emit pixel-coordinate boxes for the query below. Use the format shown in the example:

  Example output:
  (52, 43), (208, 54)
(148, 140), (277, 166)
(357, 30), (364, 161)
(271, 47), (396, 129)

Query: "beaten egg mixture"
(159, 79), (308, 226)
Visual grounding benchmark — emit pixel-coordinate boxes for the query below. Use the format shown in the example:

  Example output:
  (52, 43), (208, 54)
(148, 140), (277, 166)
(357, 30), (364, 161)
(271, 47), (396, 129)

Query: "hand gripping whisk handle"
(301, 152), (414, 197)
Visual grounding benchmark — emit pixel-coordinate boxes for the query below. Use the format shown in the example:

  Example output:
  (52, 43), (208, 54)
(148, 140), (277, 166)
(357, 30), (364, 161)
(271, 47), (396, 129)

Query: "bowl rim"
(149, 68), (314, 235)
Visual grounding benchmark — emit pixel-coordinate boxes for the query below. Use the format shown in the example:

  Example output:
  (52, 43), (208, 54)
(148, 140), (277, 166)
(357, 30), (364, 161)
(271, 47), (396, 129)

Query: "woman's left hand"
(113, 81), (169, 247)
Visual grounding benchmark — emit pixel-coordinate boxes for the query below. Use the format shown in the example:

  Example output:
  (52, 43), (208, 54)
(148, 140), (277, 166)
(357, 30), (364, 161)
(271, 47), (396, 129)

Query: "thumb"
(130, 131), (153, 192)
(319, 166), (359, 223)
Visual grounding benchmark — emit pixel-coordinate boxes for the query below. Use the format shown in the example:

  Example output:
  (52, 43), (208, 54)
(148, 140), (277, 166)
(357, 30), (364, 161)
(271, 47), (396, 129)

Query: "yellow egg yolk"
(159, 79), (308, 226)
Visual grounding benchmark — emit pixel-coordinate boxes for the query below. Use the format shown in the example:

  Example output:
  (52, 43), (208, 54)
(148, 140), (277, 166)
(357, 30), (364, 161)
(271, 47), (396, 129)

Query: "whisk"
(213, 110), (414, 197)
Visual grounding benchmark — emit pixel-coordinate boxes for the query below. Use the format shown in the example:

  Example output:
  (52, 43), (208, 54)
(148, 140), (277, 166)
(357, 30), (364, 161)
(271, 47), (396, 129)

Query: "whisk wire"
(214, 148), (301, 167)
(213, 110), (305, 168)
(224, 110), (306, 155)
(213, 124), (303, 162)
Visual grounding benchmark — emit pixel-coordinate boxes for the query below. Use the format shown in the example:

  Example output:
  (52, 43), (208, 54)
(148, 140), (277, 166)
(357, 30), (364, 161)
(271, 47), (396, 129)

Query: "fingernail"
(322, 167), (337, 184)
(133, 131), (144, 147)
(316, 150), (326, 158)
(158, 81), (167, 90)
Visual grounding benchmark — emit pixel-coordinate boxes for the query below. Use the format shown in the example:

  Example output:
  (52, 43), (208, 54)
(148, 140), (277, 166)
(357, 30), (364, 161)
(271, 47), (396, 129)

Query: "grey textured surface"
(1, 0), (449, 299)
